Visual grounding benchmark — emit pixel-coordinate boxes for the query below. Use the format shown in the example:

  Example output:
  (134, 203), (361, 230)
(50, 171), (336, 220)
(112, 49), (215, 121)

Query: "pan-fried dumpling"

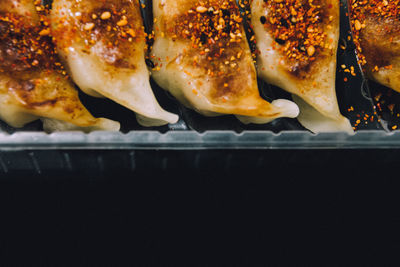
(251, 0), (353, 132)
(50, 0), (178, 127)
(350, 0), (400, 92)
(150, 0), (299, 124)
(0, 0), (119, 132)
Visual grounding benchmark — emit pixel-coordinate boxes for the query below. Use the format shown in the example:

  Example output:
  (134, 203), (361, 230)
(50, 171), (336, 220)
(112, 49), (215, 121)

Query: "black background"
(1, 149), (400, 266)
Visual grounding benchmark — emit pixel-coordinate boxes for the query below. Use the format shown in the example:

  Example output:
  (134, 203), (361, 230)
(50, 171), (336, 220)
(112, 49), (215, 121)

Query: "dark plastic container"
(1, 0), (400, 175)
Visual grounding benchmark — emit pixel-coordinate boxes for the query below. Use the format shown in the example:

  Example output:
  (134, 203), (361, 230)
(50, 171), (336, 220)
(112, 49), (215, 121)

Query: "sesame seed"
(84, 22), (95, 31)
(100, 11), (111, 20)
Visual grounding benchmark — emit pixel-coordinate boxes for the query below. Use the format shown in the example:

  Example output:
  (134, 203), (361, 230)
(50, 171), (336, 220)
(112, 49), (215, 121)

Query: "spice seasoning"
(260, 0), (334, 64)
(154, 0), (247, 77)
(0, 2), (63, 75)
(349, 0), (400, 130)
(51, 0), (144, 68)
(349, 0), (399, 71)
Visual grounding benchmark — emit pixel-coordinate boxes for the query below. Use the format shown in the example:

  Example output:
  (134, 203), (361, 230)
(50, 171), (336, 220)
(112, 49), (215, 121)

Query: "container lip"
(0, 130), (397, 150)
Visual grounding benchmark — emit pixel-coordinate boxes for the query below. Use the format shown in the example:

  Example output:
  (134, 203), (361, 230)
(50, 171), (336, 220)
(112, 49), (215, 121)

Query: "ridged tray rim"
(0, 130), (398, 150)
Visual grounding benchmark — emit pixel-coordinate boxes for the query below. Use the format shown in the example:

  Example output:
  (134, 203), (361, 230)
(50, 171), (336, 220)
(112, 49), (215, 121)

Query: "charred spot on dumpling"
(274, 38), (286, 45)
(199, 33), (208, 45)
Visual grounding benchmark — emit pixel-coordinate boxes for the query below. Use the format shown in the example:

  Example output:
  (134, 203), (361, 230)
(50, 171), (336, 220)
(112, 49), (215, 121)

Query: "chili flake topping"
(0, 4), (63, 75)
(350, 0), (400, 71)
(261, 0), (334, 64)
(51, 0), (144, 69)
(158, 0), (246, 75)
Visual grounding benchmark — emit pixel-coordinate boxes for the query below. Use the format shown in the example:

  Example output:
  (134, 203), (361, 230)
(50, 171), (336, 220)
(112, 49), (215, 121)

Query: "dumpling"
(251, 0), (353, 133)
(0, 0), (119, 132)
(150, 0), (299, 124)
(50, 0), (178, 127)
(350, 0), (400, 92)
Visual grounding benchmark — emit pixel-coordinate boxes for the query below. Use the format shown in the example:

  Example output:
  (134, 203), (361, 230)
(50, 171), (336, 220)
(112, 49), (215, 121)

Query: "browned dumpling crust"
(0, 0), (119, 131)
(251, 0), (352, 132)
(51, 0), (144, 72)
(150, 0), (299, 124)
(51, 0), (178, 127)
(350, 0), (400, 93)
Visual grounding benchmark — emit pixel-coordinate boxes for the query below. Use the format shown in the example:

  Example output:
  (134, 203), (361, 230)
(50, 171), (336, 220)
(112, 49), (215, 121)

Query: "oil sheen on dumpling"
(0, 0), (119, 132)
(150, 0), (299, 124)
(251, 0), (353, 133)
(350, 0), (400, 92)
(50, 0), (178, 127)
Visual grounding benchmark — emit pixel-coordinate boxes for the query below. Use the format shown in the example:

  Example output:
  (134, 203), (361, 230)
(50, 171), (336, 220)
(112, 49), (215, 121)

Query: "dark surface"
(1, 149), (400, 266)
